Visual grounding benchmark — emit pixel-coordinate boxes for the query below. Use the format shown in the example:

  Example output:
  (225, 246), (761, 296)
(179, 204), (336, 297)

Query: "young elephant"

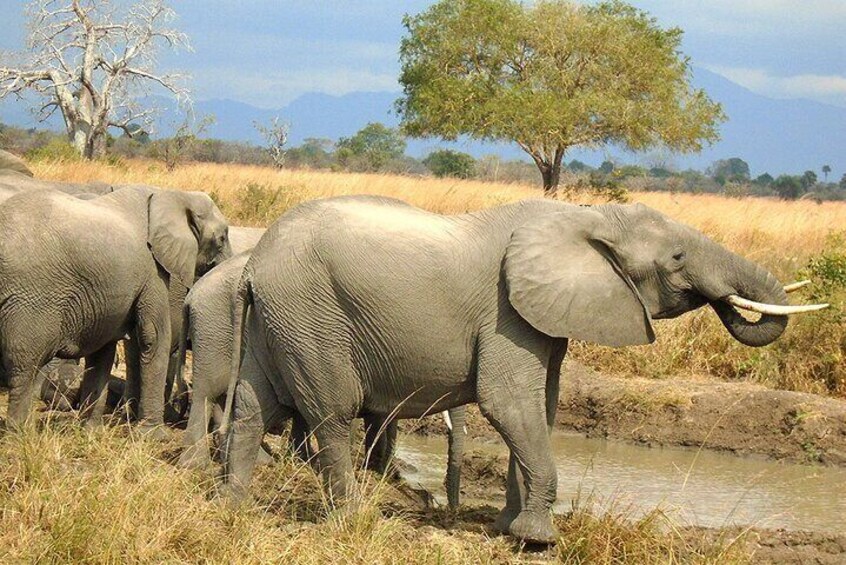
(220, 195), (824, 544)
(0, 185), (231, 432)
(179, 245), (468, 507)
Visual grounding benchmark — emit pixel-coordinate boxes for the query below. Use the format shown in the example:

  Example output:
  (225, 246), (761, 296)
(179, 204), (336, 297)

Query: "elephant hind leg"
(5, 363), (43, 428)
(363, 414), (398, 478)
(310, 415), (357, 504)
(79, 343), (118, 428)
(220, 366), (287, 502)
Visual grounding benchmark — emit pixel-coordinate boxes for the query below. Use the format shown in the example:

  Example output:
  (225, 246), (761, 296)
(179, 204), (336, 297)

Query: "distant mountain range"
(2, 68), (844, 177)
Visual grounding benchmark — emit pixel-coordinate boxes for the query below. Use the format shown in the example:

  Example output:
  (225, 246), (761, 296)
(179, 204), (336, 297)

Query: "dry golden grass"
(0, 414), (747, 564)
(33, 158), (846, 265)
(36, 157), (846, 397)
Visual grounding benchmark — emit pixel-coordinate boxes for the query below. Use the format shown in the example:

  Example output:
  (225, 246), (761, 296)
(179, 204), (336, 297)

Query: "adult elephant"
(32, 225), (261, 419)
(0, 185), (231, 432)
(177, 235), (467, 507)
(220, 195), (825, 543)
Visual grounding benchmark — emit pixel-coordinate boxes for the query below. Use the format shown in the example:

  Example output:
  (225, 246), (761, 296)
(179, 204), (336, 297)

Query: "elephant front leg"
(476, 335), (559, 544)
(363, 414), (398, 478)
(133, 285), (172, 438)
(500, 339), (567, 524)
(79, 343), (118, 428)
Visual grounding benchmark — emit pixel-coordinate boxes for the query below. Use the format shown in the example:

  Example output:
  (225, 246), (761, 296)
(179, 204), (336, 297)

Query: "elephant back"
(0, 150), (34, 177)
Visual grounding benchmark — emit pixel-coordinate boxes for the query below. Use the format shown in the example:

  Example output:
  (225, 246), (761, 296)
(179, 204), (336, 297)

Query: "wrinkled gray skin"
(0, 156), (115, 408)
(0, 150), (35, 177)
(178, 240), (467, 506)
(221, 195), (791, 543)
(33, 227), (263, 418)
(0, 185), (231, 433)
(0, 167), (114, 205)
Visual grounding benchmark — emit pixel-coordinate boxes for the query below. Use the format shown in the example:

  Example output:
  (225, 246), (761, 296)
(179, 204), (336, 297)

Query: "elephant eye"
(672, 251), (686, 263)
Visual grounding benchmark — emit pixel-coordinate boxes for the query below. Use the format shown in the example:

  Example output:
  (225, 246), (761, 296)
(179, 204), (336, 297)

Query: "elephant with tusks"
(218, 195), (825, 544)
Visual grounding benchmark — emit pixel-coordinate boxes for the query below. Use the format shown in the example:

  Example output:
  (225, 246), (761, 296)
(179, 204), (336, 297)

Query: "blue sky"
(1, 1), (845, 109)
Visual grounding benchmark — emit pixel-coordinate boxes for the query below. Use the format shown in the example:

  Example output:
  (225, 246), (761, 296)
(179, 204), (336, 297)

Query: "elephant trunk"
(706, 252), (789, 347)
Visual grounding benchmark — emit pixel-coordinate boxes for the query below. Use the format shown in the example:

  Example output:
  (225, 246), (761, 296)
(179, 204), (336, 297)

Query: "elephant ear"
(147, 191), (199, 289)
(504, 208), (655, 347)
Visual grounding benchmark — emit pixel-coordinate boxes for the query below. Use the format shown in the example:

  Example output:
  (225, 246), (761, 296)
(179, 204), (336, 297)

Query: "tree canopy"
(708, 158), (750, 185)
(423, 149), (476, 178)
(397, 0), (725, 193)
(335, 122), (406, 172)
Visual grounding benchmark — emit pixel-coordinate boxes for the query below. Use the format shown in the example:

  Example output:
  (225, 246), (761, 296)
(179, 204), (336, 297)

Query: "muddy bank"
(403, 360), (846, 466)
(558, 360), (846, 466)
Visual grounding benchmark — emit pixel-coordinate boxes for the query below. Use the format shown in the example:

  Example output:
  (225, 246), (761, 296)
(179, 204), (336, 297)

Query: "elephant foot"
(177, 446), (212, 471)
(507, 510), (557, 545)
(217, 480), (251, 507)
(256, 445), (275, 467)
(493, 505), (520, 534)
(83, 417), (104, 432)
(136, 422), (171, 441)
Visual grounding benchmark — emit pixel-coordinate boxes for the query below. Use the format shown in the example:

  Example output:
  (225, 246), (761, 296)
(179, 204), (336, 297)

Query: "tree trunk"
(540, 163), (561, 195)
(540, 150), (565, 196)
(522, 144), (566, 196)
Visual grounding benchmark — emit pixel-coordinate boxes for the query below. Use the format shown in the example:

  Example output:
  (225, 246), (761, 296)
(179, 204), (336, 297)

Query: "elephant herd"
(0, 149), (827, 544)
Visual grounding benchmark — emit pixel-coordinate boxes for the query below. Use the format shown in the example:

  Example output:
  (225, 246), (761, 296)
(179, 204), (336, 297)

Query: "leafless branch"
(1, 0), (191, 158)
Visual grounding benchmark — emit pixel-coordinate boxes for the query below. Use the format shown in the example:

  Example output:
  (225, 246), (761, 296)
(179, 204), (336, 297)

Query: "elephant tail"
(173, 300), (191, 419)
(219, 273), (252, 438)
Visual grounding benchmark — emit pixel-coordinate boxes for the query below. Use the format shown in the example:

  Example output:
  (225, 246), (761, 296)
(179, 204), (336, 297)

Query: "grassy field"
(37, 157), (846, 398)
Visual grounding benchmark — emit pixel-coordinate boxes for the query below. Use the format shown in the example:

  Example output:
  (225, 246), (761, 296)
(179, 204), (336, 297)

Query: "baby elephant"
(178, 248), (468, 507)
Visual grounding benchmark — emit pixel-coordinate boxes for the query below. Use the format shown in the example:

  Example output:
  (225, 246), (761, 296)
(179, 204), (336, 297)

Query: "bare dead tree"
(254, 116), (289, 168)
(0, 0), (191, 159)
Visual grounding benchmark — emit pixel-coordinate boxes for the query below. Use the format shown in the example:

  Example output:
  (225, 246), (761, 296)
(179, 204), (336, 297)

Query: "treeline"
(2, 121), (845, 201)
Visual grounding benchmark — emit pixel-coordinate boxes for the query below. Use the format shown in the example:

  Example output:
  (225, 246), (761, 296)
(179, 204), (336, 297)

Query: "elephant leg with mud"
(219, 195), (824, 544)
(0, 186), (231, 432)
(178, 247), (467, 503)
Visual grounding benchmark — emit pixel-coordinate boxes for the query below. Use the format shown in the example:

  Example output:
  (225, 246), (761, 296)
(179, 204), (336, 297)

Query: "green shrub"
(25, 138), (80, 163)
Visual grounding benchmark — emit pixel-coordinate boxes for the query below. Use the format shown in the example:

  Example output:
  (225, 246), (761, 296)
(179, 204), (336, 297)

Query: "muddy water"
(397, 431), (846, 532)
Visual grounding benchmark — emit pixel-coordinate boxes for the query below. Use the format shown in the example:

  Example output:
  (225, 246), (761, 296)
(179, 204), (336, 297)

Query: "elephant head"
(505, 203), (826, 348)
(148, 190), (232, 288)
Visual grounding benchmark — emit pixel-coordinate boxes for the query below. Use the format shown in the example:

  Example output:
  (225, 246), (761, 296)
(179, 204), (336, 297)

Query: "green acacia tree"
(397, 0), (725, 194)
(336, 122), (406, 172)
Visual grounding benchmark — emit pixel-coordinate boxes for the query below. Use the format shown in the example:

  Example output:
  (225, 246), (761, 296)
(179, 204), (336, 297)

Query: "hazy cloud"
(706, 65), (846, 106)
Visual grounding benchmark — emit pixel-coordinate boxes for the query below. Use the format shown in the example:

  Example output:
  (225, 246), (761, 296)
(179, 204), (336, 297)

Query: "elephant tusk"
(783, 280), (811, 293)
(442, 410), (453, 431)
(725, 295), (829, 315)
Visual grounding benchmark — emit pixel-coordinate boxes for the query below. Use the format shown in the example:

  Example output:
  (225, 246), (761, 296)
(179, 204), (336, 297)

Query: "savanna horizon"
(35, 157), (846, 398)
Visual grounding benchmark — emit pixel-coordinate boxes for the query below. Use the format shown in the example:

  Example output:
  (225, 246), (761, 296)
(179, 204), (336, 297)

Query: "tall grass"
(35, 158), (846, 397)
(0, 414), (749, 564)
